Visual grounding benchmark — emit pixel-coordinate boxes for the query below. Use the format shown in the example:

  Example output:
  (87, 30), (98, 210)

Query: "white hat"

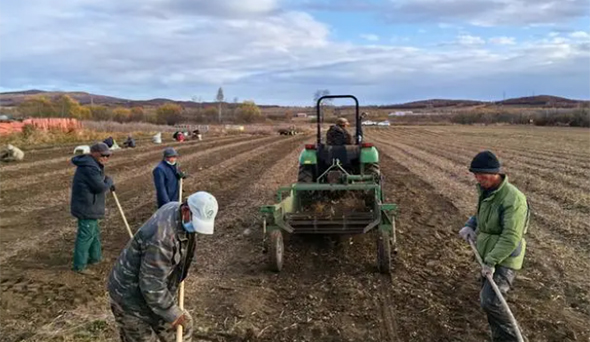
(187, 191), (218, 234)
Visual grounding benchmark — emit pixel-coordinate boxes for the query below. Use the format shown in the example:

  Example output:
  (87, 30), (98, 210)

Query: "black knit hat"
(469, 151), (500, 174)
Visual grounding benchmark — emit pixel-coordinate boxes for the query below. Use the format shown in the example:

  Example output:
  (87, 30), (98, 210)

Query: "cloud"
(489, 36), (516, 45)
(0, 0), (588, 104)
(301, 0), (590, 26)
(570, 31), (590, 39)
(457, 35), (486, 45)
(360, 34), (380, 41)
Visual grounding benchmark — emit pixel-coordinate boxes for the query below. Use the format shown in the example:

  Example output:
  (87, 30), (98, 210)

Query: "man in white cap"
(107, 191), (218, 342)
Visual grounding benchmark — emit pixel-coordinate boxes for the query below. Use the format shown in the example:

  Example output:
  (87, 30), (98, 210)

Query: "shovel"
(112, 191), (133, 238)
(468, 240), (525, 342)
(176, 178), (185, 342)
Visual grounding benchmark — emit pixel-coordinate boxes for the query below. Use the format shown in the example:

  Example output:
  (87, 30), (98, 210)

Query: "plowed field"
(1, 126), (588, 342)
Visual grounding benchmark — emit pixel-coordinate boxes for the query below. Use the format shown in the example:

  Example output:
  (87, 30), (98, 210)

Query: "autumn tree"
(18, 95), (57, 117)
(87, 105), (112, 121)
(156, 103), (183, 125)
(129, 107), (145, 122)
(112, 107), (132, 123)
(53, 95), (84, 118)
(236, 101), (263, 123)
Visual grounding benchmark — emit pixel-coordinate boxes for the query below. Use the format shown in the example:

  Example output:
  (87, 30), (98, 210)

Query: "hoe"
(260, 95), (398, 273)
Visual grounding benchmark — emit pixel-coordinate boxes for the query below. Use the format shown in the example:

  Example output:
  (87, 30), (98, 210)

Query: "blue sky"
(0, 0), (589, 105)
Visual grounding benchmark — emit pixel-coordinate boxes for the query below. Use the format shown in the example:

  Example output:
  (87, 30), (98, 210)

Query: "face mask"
(166, 160), (177, 166)
(182, 220), (196, 233)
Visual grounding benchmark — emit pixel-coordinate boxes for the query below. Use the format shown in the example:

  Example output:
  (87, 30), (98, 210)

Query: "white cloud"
(360, 34), (380, 42)
(570, 31), (590, 39)
(457, 34), (486, 45)
(0, 0), (588, 103)
(489, 36), (516, 45)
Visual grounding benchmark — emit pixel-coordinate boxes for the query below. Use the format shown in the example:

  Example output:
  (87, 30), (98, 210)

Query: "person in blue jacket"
(153, 148), (186, 208)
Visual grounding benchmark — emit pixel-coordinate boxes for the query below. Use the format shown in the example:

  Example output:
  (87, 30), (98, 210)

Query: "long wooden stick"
(468, 240), (525, 342)
(176, 178), (185, 342)
(112, 191), (133, 238)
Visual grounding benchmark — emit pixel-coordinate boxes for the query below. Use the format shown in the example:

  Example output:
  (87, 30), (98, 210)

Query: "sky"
(0, 0), (589, 105)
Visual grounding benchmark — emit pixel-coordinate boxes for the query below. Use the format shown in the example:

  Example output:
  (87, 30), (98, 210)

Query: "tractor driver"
(326, 117), (353, 145)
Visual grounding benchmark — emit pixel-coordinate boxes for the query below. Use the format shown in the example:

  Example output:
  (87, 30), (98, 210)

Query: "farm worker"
(107, 191), (218, 342)
(153, 148), (186, 208)
(459, 150), (530, 342)
(0, 144), (24, 162)
(326, 117), (353, 145)
(70, 142), (115, 275)
(123, 135), (136, 148)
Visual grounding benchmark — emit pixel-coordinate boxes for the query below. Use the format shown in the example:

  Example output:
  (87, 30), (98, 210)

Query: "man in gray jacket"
(108, 191), (218, 342)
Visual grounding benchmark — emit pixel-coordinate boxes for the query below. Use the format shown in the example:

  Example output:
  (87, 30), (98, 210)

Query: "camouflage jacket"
(326, 125), (353, 145)
(107, 202), (196, 323)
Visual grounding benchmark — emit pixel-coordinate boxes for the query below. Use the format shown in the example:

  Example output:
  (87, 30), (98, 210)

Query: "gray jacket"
(107, 202), (196, 322)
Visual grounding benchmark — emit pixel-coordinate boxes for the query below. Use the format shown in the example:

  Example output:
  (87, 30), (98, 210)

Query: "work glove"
(458, 226), (476, 242)
(171, 310), (192, 329)
(177, 171), (187, 179)
(104, 176), (115, 192)
(481, 264), (495, 278)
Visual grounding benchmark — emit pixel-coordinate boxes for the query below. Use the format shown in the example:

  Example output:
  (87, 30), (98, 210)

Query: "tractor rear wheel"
(268, 230), (284, 272)
(297, 165), (314, 183)
(377, 229), (391, 274)
(365, 163), (381, 183)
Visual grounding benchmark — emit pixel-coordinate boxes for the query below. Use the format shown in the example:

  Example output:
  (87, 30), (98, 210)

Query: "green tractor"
(260, 95), (397, 273)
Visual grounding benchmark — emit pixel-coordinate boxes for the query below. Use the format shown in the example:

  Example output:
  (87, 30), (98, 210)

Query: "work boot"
(75, 268), (96, 276)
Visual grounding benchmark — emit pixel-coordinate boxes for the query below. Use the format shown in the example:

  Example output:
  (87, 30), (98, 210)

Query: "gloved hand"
(171, 310), (192, 329)
(105, 176), (115, 191)
(458, 226), (476, 242)
(177, 171), (187, 179)
(481, 263), (495, 278)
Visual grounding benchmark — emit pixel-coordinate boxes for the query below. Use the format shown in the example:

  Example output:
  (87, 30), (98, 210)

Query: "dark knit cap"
(469, 151), (501, 174)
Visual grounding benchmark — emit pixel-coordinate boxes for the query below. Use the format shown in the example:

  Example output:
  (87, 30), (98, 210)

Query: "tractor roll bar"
(316, 95), (362, 145)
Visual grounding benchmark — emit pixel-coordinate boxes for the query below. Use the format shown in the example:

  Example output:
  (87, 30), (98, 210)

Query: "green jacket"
(465, 176), (530, 270)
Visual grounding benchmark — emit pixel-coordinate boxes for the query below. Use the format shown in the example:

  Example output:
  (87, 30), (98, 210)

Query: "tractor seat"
(317, 144), (360, 173)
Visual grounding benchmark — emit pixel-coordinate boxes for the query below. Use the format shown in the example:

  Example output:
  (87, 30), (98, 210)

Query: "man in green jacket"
(459, 151), (529, 342)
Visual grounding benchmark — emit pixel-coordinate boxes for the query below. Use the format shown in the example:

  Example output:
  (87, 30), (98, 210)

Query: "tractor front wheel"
(377, 229), (391, 274)
(268, 230), (284, 272)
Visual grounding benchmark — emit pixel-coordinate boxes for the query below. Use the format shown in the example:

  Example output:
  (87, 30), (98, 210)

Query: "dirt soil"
(1, 126), (589, 342)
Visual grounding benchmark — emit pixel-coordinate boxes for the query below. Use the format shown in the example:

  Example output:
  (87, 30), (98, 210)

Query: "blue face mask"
(182, 220), (196, 232)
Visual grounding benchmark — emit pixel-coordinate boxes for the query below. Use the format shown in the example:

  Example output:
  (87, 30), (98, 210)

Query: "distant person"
(123, 136), (136, 148)
(458, 151), (529, 342)
(193, 129), (202, 141)
(103, 136), (121, 150)
(0, 144), (24, 162)
(326, 117), (353, 145)
(70, 142), (115, 275)
(153, 148), (186, 208)
(172, 131), (185, 142)
(107, 191), (218, 342)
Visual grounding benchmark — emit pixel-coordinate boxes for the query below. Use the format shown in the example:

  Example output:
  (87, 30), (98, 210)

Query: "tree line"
(16, 89), (265, 125)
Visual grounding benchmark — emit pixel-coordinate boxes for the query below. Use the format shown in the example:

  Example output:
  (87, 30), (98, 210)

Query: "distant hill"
(494, 95), (587, 108)
(0, 89), (587, 109)
(0, 90), (281, 109)
(378, 99), (486, 110)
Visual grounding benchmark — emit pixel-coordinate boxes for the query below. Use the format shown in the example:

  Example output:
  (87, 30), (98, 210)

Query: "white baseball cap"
(187, 191), (218, 234)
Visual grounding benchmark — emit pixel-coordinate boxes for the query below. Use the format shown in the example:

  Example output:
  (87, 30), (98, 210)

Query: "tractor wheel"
(376, 229), (391, 274)
(297, 165), (314, 183)
(365, 163), (381, 183)
(268, 230), (284, 272)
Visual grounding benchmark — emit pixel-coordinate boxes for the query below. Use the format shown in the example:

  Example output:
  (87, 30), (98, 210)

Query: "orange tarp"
(0, 118), (81, 135)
